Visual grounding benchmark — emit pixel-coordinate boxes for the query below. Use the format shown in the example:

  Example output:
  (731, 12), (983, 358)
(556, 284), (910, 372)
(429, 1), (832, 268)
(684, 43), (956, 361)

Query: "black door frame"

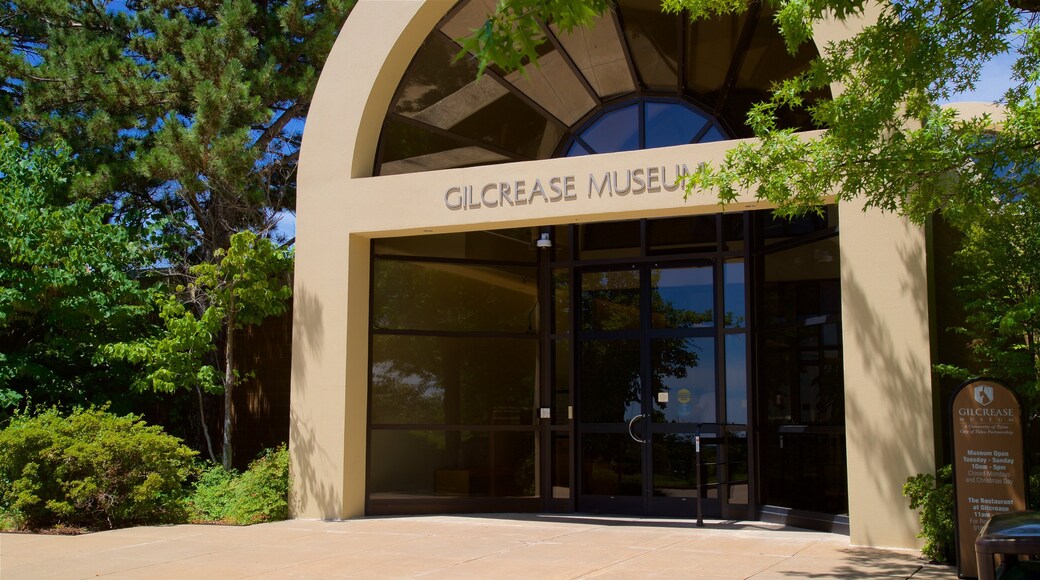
(540, 216), (754, 519)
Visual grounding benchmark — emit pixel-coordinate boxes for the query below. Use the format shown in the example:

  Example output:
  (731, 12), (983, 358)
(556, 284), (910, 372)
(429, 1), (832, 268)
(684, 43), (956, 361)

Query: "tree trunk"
(196, 385), (218, 463)
(223, 305), (235, 470)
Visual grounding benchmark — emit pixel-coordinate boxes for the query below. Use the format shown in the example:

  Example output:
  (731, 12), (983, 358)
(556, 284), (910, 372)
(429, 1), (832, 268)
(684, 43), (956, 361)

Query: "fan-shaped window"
(375, 0), (828, 176)
(564, 99), (728, 156)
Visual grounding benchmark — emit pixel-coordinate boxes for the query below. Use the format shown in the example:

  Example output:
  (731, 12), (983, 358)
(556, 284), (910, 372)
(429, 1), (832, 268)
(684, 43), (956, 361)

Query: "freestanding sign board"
(950, 378), (1026, 578)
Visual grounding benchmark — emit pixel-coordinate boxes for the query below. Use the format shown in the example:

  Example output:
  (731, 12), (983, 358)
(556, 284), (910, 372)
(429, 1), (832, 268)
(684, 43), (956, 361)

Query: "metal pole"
(695, 426), (704, 527)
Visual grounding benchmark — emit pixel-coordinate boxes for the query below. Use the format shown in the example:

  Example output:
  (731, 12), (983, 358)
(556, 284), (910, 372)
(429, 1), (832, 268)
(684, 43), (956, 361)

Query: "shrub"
(903, 464), (955, 563)
(186, 445), (289, 525)
(0, 406), (197, 530)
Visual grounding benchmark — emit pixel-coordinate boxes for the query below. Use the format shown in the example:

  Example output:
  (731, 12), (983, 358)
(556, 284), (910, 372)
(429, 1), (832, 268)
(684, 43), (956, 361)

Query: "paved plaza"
(1, 514), (957, 579)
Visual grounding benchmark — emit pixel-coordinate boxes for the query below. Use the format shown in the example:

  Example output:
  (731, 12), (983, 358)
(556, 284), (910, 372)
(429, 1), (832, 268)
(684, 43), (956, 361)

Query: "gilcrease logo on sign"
(974, 385), (994, 407)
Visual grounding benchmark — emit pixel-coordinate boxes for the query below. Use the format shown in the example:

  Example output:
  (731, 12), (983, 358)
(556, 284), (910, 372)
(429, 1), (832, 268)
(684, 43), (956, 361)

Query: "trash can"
(975, 511), (1040, 580)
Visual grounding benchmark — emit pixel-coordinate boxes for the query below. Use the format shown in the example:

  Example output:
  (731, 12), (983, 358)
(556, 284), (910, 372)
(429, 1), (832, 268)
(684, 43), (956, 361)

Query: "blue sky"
(942, 51), (1018, 104)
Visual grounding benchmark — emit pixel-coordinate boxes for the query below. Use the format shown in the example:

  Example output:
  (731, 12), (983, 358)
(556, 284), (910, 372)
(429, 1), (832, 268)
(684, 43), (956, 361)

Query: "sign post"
(950, 378), (1026, 578)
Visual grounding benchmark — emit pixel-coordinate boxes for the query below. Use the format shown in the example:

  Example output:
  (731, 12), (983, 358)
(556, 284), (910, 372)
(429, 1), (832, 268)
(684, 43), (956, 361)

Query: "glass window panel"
(552, 13), (636, 99)
(760, 206), (838, 244)
(701, 126), (726, 142)
(758, 431), (847, 514)
(392, 34), (505, 128)
(567, 140), (591, 156)
(725, 430), (749, 504)
(580, 339), (641, 423)
(373, 261), (538, 333)
(721, 213), (744, 252)
(581, 104), (639, 153)
(370, 335), (537, 425)
(723, 260), (745, 329)
(439, 0), (496, 42)
(685, 12), (746, 99)
(725, 334), (748, 424)
(647, 215), (716, 255)
(368, 430), (537, 499)
(579, 221), (641, 259)
(552, 225), (572, 261)
(618, 0), (680, 91)
(645, 102), (708, 149)
(761, 237), (840, 326)
(756, 328), (796, 425)
(449, 89), (565, 159)
(553, 339), (571, 425)
(379, 117), (509, 176)
(652, 338), (715, 424)
(737, 8), (817, 94)
(552, 433), (571, 498)
(374, 229), (538, 262)
(653, 433), (718, 499)
(651, 266), (714, 329)
(553, 269), (571, 335)
(581, 269), (640, 332)
(503, 47), (597, 125)
(581, 433), (642, 496)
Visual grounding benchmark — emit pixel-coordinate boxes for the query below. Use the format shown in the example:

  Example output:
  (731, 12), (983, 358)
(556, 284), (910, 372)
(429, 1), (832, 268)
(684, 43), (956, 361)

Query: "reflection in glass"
(647, 215), (716, 254)
(726, 431), (749, 505)
(552, 12), (636, 99)
(581, 103), (639, 153)
(567, 140), (591, 156)
(374, 229), (538, 262)
(723, 260), (745, 329)
(618, 0), (680, 91)
(502, 46), (597, 125)
(685, 11), (745, 98)
(725, 335), (748, 425)
(380, 117), (509, 175)
(653, 433), (710, 498)
(581, 270), (640, 331)
(581, 433), (641, 496)
(370, 336), (537, 425)
(645, 102), (709, 148)
(651, 266), (713, 328)
(553, 340), (571, 425)
(580, 340), (641, 423)
(579, 221), (640, 260)
(760, 236), (840, 327)
(373, 261), (537, 332)
(652, 338), (715, 424)
(368, 430), (537, 498)
(552, 433), (571, 498)
(553, 269), (570, 335)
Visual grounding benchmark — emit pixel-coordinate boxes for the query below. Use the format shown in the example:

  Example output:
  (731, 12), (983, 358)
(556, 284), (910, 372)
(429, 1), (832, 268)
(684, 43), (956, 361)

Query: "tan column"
(840, 200), (935, 548)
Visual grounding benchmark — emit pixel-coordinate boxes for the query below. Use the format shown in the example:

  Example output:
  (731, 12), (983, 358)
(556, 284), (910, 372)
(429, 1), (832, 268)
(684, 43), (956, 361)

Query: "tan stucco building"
(291, 0), (951, 550)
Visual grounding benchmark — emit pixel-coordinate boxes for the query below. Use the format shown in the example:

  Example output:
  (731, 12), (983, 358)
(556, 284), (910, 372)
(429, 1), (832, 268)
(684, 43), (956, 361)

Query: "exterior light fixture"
(536, 233), (552, 248)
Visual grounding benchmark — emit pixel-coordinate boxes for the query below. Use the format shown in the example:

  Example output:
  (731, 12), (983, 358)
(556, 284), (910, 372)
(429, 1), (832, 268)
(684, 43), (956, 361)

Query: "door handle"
(627, 413), (646, 444)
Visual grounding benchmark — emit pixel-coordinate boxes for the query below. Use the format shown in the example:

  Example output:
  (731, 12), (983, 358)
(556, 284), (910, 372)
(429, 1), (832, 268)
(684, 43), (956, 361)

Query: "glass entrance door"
(576, 263), (723, 516)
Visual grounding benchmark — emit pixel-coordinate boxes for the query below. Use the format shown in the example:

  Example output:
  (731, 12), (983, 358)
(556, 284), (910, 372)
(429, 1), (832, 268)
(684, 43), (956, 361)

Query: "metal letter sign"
(950, 378), (1026, 577)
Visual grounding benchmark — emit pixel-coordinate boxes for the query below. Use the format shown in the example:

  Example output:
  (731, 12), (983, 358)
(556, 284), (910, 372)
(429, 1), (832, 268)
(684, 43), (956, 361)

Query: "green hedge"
(186, 445), (289, 525)
(0, 407), (197, 530)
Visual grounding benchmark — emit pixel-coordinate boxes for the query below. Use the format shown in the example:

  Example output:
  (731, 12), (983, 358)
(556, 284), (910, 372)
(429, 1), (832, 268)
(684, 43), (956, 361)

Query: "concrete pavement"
(1, 514), (957, 579)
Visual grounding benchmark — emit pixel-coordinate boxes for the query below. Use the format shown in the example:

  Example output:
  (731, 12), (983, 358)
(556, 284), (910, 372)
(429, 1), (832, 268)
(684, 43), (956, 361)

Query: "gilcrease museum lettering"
(444, 164), (694, 211)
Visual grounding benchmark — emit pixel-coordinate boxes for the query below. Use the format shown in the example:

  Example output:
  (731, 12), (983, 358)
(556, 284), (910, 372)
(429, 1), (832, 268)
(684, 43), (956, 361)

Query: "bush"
(0, 406), (197, 530)
(186, 445), (289, 525)
(903, 464), (955, 563)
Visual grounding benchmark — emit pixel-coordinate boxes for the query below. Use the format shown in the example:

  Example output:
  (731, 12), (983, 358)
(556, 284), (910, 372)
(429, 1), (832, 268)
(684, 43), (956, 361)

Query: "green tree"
(2, 0), (355, 259)
(106, 231), (293, 468)
(3, 0), (348, 449)
(0, 122), (154, 411)
(937, 196), (1040, 398)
